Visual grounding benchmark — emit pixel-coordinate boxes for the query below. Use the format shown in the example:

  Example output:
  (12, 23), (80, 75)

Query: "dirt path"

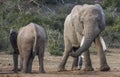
(0, 48), (120, 77)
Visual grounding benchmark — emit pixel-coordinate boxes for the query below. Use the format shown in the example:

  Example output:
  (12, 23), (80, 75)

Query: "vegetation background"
(0, 0), (120, 55)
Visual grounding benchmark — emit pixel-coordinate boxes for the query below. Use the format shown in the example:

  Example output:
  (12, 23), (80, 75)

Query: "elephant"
(10, 28), (19, 73)
(17, 23), (47, 73)
(58, 4), (110, 71)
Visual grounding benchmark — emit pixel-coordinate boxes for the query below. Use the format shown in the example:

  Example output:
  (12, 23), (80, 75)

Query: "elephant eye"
(80, 17), (84, 29)
(80, 20), (84, 29)
(95, 15), (100, 21)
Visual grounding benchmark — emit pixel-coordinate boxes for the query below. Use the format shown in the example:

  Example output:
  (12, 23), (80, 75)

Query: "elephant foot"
(39, 68), (46, 73)
(12, 69), (18, 73)
(40, 70), (45, 74)
(57, 66), (67, 72)
(21, 69), (30, 73)
(82, 66), (94, 71)
(57, 68), (67, 72)
(18, 68), (22, 71)
(100, 65), (110, 71)
(71, 66), (81, 71)
(27, 70), (32, 73)
(12, 68), (21, 73)
(21, 70), (27, 73)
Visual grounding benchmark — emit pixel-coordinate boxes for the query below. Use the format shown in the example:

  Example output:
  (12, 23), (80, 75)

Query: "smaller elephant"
(10, 28), (19, 73)
(17, 23), (47, 73)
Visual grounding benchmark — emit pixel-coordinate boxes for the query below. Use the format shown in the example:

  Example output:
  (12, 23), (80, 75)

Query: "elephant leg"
(78, 56), (83, 70)
(58, 39), (72, 72)
(22, 51), (30, 73)
(71, 57), (79, 70)
(38, 49), (45, 73)
(71, 47), (81, 70)
(83, 50), (94, 71)
(95, 36), (110, 71)
(22, 58), (28, 73)
(13, 51), (19, 73)
(27, 53), (35, 73)
(20, 56), (23, 71)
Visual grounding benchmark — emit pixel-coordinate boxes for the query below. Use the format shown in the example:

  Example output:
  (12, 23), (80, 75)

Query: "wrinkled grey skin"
(58, 4), (110, 71)
(10, 29), (19, 73)
(17, 23), (47, 73)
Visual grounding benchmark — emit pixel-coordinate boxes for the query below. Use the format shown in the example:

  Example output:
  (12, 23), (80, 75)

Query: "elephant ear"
(97, 16), (105, 32)
(95, 4), (106, 31)
(99, 17), (105, 31)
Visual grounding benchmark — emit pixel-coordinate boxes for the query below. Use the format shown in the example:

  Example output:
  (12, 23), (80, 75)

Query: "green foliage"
(44, 0), (58, 4)
(39, 13), (65, 33)
(103, 0), (120, 9)
(105, 11), (114, 26)
(102, 14), (120, 47)
(47, 29), (63, 56)
(0, 27), (9, 51)
(103, 0), (120, 45)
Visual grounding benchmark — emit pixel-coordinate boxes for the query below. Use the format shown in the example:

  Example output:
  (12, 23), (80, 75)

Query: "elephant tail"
(32, 23), (38, 56)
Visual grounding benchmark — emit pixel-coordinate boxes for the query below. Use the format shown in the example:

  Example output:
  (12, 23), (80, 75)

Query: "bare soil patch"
(0, 48), (120, 77)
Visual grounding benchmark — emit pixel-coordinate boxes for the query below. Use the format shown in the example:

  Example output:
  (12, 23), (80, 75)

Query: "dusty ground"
(0, 48), (120, 77)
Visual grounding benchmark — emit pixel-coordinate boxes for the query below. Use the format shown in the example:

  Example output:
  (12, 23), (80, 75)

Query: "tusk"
(78, 36), (85, 69)
(100, 36), (107, 51)
(80, 36), (85, 47)
(80, 36), (85, 59)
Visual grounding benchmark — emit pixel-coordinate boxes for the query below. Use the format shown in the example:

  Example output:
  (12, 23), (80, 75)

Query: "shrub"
(103, 0), (120, 8)
(47, 29), (63, 56)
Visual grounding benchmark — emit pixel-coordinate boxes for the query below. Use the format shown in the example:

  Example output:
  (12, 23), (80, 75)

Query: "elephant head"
(70, 4), (106, 57)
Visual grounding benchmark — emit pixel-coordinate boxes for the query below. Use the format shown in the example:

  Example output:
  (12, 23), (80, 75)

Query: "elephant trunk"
(71, 26), (100, 57)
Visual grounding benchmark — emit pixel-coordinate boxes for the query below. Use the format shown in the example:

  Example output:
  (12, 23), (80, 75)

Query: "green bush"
(105, 12), (114, 26)
(102, 14), (120, 48)
(103, 0), (120, 9)
(47, 29), (63, 56)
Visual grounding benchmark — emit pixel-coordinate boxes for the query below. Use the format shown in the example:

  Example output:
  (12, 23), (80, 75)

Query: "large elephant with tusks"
(17, 23), (47, 73)
(58, 4), (110, 71)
